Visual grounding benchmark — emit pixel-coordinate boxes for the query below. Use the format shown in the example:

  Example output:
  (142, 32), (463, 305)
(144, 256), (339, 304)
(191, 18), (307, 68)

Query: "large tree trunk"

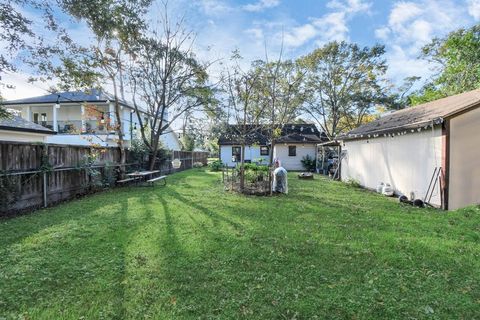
(149, 145), (159, 171)
(114, 99), (126, 179)
(112, 76), (126, 179)
(148, 132), (162, 171)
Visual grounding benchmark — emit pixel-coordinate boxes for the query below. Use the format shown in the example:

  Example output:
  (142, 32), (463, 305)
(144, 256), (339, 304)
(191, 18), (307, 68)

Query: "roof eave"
(339, 120), (444, 141)
(443, 101), (480, 119)
(0, 126), (56, 135)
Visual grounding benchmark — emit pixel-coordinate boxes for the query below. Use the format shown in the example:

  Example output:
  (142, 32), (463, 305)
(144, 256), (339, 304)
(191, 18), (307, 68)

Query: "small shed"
(338, 89), (480, 210)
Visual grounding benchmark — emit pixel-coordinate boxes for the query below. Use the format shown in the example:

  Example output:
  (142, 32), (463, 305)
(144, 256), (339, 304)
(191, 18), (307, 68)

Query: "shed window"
(260, 146), (269, 156)
(232, 146), (241, 162)
(288, 146), (296, 157)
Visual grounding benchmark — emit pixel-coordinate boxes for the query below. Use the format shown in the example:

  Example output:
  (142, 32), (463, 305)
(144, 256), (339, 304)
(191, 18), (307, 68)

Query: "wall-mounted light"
(100, 112), (105, 124)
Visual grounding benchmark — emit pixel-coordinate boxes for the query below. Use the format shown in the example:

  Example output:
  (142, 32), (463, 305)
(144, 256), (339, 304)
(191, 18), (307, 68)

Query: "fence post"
(42, 144), (48, 208)
(43, 172), (47, 208)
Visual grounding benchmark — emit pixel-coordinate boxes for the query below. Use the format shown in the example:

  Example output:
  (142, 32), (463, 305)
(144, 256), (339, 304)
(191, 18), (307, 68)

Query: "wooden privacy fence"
(0, 141), (208, 215)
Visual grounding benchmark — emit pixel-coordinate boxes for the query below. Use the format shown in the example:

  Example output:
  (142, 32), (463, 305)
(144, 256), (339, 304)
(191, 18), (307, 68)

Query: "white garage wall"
(341, 128), (443, 206)
(273, 144), (316, 171)
(449, 107), (480, 210)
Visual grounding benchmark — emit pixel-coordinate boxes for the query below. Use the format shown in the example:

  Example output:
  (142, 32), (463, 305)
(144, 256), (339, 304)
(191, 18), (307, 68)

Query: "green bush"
(234, 163), (269, 183)
(301, 155), (316, 172)
(209, 160), (223, 171)
(243, 163), (269, 172)
(345, 178), (361, 188)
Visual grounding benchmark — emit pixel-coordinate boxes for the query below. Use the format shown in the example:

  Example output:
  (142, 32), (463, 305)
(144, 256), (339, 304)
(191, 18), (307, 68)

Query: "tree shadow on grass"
(0, 189), (158, 318)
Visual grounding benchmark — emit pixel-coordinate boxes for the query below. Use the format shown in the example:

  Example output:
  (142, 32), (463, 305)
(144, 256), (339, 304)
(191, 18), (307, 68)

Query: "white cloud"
(1, 73), (52, 100)
(388, 2), (422, 27)
(386, 45), (435, 82)
(243, 0), (280, 12)
(326, 0), (372, 14)
(281, 0), (370, 48)
(283, 24), (318, 47)
(245, 27), (264, 40)
(312, 12), (349, 43)
(377, 0), (466, 48)
(375, 27), (390, 40)
(467, 0), (480, 19)
(375, 0), (471, 84)
(195, 0), (233, 16)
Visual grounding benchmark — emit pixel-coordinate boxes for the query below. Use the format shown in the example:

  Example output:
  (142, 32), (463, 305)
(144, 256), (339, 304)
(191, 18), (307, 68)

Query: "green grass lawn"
(1, 169), (479, 319)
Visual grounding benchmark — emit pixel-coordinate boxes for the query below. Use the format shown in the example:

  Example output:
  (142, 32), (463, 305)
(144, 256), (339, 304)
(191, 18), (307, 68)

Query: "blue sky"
(182, 0), (480, 83)
(4, 0), (480, 100)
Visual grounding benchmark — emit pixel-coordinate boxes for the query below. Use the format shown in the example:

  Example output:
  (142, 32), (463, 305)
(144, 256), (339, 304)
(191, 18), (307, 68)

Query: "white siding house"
(220, 145), (270, 167)
(218, 124), (326, 171)
(3, 90), (181, 150)
(273, 144), (317, 171)
(339, 89), (480, 210)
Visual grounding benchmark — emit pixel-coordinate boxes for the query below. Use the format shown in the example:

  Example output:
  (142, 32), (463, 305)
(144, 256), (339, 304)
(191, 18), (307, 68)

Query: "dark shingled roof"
(218, 125), (270, 145)
(218, 123), (327, 145)
(276, 123), (328, 143)
(0, 115), (56, 135)
(341, 89), (480, 140)
(2, 89), (133, 108)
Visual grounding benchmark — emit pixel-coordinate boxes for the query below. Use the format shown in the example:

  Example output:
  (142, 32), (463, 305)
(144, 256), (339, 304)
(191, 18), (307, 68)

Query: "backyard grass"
(0, 169), (479, 319)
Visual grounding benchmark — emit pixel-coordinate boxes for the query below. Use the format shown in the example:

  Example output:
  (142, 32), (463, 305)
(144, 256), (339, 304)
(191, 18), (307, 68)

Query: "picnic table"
(126, 170), (160, 181)
(119, 170), (166, 187)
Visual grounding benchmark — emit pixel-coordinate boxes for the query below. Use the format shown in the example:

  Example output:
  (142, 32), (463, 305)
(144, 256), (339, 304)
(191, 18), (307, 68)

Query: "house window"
(41, 113), (47, 127)
(260, 146), (269, 156)
(232, 146), (241, 162)
(288, 145), (296, 156)
(33, 113), (39, 124)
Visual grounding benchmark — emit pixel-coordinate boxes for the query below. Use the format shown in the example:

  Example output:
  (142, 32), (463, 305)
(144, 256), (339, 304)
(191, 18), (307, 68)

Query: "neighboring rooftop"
(218, 125), (270, 145)
(218, 123), (327, 145)
(0, 115), (56, 135)
(342, 89), (480, 139)
(276, 123), (328, 144)
(1, 89), (133, 108)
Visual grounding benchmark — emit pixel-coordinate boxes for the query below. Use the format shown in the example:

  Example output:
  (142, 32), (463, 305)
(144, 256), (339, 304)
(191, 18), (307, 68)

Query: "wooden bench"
(117, 177), (141, 185)
(146, 175), (167, 186)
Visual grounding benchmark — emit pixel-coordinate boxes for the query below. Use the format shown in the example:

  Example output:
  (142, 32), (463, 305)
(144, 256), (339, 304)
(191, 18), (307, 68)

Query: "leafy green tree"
(53, 0), (152, 176)
(0, 0), (73, 117)
(220, 51), (265, 192)
(410, 25), (480, 105)
(181, 133), (196, 151)
(129, 3), (213, 170)
(251, 58), (306, 166)
(299, 41), (388, 138)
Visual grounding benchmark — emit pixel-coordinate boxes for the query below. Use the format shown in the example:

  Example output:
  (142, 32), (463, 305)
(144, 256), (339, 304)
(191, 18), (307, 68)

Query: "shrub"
(193, 162), (204, 168)
(243, 163), (269, 172)
(301, 155), (316, 172)
(209, 160), (223, 171)
(233, 163), (269, 184)
(345, 179), (361, 188)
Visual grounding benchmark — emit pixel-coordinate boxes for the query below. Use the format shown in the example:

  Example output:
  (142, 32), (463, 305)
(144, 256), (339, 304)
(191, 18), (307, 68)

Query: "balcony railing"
(40, 121), (113, 135)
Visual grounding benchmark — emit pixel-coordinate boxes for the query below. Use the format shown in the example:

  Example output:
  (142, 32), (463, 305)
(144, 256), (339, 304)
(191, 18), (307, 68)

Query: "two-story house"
(2, 90), (181, 149)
